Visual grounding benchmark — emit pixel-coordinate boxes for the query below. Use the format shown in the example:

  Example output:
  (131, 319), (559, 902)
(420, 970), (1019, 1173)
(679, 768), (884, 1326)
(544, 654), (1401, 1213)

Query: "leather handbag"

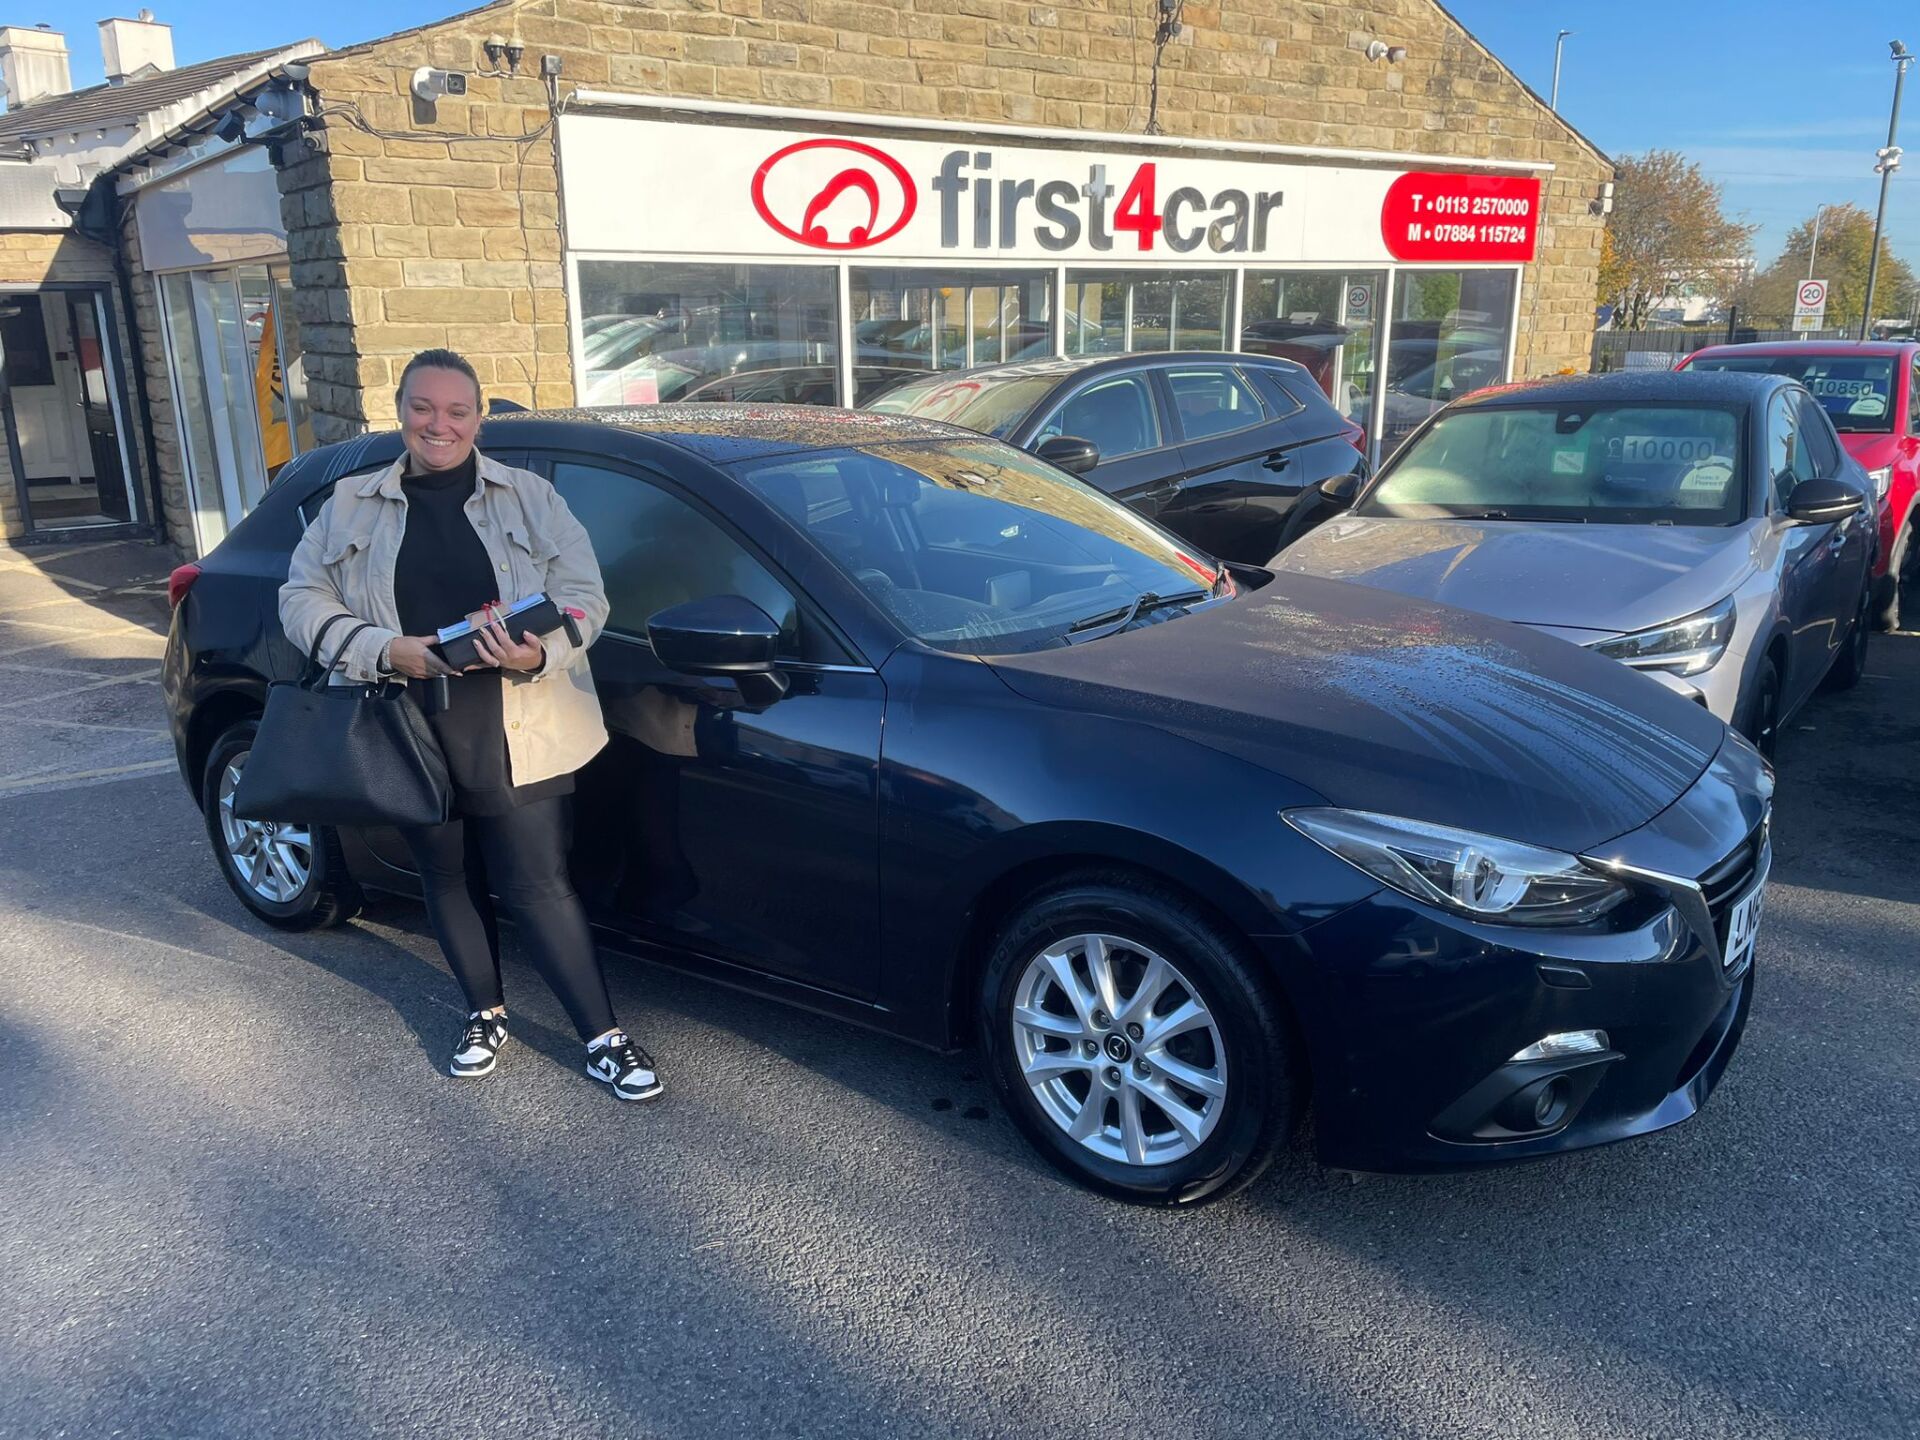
(232, 614), (453, 829)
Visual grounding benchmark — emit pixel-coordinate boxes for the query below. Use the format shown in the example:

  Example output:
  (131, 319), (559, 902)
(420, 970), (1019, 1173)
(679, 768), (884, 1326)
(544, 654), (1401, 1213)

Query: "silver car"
(1275, 371), (1877, 757)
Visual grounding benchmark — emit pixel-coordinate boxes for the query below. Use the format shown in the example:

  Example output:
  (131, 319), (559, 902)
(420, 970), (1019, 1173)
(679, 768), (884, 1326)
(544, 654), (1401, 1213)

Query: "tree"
(1745, 204), (1917, 331)
(1597, 151), (1758, 330)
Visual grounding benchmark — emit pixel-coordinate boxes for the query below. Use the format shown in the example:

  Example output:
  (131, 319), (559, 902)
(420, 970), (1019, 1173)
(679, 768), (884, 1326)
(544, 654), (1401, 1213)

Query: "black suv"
(865, 352), (1368, 563)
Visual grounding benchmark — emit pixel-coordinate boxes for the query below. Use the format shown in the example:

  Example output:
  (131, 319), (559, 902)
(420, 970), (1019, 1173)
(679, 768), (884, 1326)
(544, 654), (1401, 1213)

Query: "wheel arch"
(185, 684), (267, 811)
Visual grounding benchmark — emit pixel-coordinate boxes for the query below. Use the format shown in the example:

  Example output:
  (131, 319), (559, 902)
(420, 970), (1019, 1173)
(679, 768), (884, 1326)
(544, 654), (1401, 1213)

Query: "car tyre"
(979, 874), (1294, 1207)
(202, 719), (362, 930)
(1824, 584), (1872, 693)
(1740, 656), (1781, 761)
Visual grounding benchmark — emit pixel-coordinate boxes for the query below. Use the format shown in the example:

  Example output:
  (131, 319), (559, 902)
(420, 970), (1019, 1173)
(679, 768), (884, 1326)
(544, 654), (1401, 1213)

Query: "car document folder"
(432, 593), (575, 670)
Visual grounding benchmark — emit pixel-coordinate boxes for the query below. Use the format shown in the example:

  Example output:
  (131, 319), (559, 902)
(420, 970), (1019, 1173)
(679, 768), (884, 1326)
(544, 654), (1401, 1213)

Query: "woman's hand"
(387, 635), (457, 679)
(469, 605), (546, 672)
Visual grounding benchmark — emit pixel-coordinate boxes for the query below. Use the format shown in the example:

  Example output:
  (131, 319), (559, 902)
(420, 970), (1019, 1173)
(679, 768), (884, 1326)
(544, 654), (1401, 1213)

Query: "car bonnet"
(983, 572), (1727, 856)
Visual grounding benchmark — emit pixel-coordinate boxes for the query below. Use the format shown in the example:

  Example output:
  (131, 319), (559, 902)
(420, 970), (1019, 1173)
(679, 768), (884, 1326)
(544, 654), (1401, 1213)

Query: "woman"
(280, 349), (662, 1101)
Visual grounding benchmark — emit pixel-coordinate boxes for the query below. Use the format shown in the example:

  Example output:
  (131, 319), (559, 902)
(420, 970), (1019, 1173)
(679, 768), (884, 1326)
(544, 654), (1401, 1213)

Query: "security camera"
(410, 67), (469, 102)
(214, 110), (248, 144)
(1365, 40), (1407, 63)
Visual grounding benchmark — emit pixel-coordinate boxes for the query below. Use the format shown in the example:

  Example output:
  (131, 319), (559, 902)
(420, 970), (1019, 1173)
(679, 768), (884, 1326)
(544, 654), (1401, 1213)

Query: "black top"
(395, 453), (570, 818)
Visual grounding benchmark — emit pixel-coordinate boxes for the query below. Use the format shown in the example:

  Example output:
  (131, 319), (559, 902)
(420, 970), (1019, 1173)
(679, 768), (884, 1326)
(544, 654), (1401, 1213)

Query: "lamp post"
(1807, 204), (1827, 280)
(1551, 29), (1573, 112)
(1861, 40), (1912, 340)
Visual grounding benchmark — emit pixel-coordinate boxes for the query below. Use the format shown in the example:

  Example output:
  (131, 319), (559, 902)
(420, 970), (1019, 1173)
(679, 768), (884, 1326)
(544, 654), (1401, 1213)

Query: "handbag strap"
(303, 620), (376, 689)
(305, 612), (358, 674)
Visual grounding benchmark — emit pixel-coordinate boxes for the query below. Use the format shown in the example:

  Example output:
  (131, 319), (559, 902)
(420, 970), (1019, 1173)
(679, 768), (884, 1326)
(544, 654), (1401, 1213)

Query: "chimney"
(0, 24), (71, 110)
(99, 9), (171, 84)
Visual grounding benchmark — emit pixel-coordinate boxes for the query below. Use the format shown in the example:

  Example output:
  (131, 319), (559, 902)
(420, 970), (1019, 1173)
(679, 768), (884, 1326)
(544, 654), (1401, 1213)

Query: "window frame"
(1794, 390), (1842, 478)
(536, 449), (863, 670)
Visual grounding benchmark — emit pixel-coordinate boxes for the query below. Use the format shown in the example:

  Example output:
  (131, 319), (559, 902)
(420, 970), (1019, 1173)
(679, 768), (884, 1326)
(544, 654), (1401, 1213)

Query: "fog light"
(1532, 1076), (1571, 1128)
(1509, 1029), (1609, 1062)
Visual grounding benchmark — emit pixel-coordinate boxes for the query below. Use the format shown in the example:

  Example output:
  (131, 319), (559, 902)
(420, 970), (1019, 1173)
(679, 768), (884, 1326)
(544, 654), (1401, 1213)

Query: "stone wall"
(285, 0), (1611, 436)
(116, 207), (198, 553)
(0, 231), (126, 540)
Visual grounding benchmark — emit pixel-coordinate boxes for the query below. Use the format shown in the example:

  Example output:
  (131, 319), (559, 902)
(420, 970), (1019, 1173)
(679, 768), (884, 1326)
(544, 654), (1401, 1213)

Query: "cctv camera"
(410, 67), (469, 102)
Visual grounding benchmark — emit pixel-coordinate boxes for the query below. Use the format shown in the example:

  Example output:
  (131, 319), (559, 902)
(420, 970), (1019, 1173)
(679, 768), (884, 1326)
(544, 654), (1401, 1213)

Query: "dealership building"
(0, 0), (1611, 555)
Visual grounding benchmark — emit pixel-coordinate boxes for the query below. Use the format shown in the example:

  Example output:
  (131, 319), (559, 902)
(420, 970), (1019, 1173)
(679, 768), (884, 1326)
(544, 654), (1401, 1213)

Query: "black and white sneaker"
(585, 1031), (664, 1102)
(450, 1011), (508, 1078)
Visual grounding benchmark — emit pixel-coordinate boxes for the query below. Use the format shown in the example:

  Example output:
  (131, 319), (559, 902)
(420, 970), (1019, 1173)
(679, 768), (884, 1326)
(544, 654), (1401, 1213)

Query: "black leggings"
(400, 797), (617, 1042)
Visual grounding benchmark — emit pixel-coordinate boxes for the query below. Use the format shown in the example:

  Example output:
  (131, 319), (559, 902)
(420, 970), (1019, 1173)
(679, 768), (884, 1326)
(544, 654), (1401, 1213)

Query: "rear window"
(1689, 354), (1895, 434)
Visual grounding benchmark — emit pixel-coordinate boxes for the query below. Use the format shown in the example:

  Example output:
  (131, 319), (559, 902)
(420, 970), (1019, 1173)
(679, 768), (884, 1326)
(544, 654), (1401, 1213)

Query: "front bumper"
(1278, 739), (1770, 1175)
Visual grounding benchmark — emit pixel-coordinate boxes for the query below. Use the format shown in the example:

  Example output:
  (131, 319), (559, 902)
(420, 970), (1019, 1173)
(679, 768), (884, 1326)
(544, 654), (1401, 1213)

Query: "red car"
(1679, 340), (1919, 629)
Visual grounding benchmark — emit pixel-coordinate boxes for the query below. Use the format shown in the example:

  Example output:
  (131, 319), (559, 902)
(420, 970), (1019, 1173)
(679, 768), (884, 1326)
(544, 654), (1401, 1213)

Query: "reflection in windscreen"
(865, 373), (1062, 438)
(733, 441), (1221, 654)
(1358, 403), (1746, 526)
(1688, 356), (1895, 434)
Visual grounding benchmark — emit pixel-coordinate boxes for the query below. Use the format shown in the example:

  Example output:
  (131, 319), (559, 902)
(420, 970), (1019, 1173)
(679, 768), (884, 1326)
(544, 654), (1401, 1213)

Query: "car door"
(1766, 391), (1843, 712)
(1025, 370), (1181, 525)
(1158, 362), (1298, 562)
(537, 452), (885, 1001)
(1797, 392), (1872, 626)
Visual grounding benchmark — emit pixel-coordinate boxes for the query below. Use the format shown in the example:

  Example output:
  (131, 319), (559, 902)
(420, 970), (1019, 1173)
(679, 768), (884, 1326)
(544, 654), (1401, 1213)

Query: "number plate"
(1723, 882), (1765, 972)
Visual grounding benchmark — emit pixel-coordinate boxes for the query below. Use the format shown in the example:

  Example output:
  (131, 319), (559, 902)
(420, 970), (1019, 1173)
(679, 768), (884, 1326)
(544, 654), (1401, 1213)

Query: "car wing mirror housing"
(1321, 470), (1362, 507)
(1034, 435), (1101, 475)
(1785, 475), (1866, 525)
(647, 595), (790, 706)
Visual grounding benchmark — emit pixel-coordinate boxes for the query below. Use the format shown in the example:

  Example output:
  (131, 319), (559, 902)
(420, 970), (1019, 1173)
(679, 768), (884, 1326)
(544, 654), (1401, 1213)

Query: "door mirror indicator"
(1034, 435), (1101, 475)
(1784, 475), (1866, 526)
(647, 595), (790, 706)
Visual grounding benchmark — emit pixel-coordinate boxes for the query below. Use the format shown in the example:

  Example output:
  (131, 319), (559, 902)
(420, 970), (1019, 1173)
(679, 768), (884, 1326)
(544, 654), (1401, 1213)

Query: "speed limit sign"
(1345, 284), (1374, 320)
(1794, 279), (1829, 331)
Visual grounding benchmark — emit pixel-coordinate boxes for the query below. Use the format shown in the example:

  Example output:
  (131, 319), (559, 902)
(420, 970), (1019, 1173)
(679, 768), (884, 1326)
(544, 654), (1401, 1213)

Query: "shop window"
(1064, 271), (1228, 355)
(849, 268), (1053, 403)
(576, 261), (837, 408)
(1242, 269), (1383, 442)
(1380, 270), (1517, 460)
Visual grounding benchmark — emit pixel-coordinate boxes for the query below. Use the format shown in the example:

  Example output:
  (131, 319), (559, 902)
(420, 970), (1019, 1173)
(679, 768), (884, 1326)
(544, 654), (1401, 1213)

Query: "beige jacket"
(279, 449), (611, 788)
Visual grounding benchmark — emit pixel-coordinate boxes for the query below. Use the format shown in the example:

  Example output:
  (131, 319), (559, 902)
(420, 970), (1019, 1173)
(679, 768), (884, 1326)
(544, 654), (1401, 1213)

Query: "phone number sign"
(1380, 173), (1543, 263)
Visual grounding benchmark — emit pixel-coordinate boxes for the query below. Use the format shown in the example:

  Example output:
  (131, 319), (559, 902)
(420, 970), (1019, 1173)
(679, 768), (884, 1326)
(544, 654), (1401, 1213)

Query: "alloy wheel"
(216, 753), (313, 904)
(1010, 933), (1228, 1167)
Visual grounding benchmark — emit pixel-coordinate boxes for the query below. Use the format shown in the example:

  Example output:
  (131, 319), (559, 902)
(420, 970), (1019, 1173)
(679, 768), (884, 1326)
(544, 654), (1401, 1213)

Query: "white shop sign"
(559, 114), (1540, 267)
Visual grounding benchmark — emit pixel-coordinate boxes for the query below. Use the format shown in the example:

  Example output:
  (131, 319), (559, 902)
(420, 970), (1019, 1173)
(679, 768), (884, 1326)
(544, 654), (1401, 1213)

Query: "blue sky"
(54, 0), (1914, 269)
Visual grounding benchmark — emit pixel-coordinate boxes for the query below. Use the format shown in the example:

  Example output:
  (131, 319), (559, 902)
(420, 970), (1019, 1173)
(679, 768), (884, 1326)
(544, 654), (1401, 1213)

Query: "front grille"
(1699, 814), (1768, 952)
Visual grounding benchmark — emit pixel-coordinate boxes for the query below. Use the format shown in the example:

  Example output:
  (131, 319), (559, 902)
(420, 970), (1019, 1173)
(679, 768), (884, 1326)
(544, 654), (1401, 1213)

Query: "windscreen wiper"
(1066, 588), (1209, 643)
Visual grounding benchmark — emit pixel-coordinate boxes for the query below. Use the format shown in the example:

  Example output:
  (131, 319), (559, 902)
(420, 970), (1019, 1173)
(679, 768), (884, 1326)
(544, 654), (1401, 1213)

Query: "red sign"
(1380, 173), (1542, 263)
(751, 138), (917, 250)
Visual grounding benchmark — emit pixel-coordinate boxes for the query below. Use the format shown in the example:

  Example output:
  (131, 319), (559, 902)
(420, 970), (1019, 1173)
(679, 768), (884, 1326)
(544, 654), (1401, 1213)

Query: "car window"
(1031, 374), (1163, 460)
(1244, 366), (1307, 420)
(1693, 353), (1896, 434)
(1911, 358), (1920, 435)
(1766, 393), (1815, 508)
(1165, 366), (1267, 442)
(1796, 394), (1841, 477)
(549, 460), (824, 661)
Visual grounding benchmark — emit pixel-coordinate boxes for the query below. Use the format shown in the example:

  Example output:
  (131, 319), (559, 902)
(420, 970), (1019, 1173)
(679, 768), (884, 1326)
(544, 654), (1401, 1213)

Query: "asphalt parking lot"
(1, 539), (1915, 1440)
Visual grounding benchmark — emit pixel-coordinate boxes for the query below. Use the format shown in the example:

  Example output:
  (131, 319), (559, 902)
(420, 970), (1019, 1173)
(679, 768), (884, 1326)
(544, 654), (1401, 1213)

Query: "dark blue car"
(163, 406), (1771, 1205)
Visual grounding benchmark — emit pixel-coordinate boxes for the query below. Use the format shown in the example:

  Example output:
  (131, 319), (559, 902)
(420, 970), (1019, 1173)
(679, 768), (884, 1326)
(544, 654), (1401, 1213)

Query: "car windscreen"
(1357, 402), (1747, 526)
(863, 373), (1062, 438)
(1688, 355), (1895, 433)
(731, 440), (1223, 655)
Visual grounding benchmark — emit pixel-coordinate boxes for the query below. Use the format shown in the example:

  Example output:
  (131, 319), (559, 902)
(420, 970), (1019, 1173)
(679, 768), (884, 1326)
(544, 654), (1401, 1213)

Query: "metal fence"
(1591, 322), (1857, 373)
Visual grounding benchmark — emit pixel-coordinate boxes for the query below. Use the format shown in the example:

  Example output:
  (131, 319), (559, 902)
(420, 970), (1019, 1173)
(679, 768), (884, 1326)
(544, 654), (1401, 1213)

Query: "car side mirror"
(1035, 435), (1101, 475)
(1785, 475), (1866, 525)
(646, 595), (790, 707)
(1320, 470), (1362, 507)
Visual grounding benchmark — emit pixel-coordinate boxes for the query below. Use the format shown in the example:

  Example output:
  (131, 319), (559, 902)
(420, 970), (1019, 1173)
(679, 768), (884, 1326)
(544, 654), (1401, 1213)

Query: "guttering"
(565, 90), (1556, 174)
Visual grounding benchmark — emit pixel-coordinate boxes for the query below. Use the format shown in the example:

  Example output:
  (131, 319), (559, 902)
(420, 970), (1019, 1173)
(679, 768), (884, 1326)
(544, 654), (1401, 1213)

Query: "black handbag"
(232, 614), (453, 829)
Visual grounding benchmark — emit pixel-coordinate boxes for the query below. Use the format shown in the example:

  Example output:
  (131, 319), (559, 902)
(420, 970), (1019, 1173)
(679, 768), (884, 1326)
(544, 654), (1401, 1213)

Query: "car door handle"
(1140, 481), (1180, 503)
(1262, 451), (1292, 472)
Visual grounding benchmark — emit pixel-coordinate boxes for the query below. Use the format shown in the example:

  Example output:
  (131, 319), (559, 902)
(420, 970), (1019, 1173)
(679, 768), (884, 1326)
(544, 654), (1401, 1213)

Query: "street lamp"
(1551, 29), (1573, 112)
(1862, 40), (1912, 340)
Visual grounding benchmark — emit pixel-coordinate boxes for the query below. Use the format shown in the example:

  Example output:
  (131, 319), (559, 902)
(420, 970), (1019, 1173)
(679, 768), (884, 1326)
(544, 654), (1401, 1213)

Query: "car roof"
(1684, 340), (1917, 360)
(1452, 369), (1790, 410)
(886, 351), (1311, 387)
(486, 403), (977, 465)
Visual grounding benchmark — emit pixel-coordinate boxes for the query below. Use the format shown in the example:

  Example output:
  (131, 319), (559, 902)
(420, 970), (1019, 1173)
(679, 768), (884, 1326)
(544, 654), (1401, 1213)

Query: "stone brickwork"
(117, 208), (198, 553)
(0, 231), (125, 540)
(281, 0), (1610, 438)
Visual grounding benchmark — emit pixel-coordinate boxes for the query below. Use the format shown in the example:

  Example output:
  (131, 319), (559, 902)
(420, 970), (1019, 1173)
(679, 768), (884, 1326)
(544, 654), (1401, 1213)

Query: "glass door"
(1242, 269), (1385, 449)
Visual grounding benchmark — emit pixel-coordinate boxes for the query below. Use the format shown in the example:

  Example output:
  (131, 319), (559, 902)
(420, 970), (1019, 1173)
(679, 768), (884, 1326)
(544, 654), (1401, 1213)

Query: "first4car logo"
(753, 140), (1286, 254)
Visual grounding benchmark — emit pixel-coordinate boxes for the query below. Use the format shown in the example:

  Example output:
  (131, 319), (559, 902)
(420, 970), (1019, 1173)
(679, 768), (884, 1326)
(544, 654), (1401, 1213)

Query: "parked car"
(1678, 340), (1920, 629)
(165, 405), (1770, 1205)
(1275, 371), (1876, 757)
(863, 353), (1368, 564)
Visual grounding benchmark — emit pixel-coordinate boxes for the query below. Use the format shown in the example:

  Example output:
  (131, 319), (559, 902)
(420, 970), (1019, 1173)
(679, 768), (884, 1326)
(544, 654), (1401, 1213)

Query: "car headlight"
(1585, 596), (1736, 677)
(1285, 808), (1630, 925)
(1867, 466), (1892, 499)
